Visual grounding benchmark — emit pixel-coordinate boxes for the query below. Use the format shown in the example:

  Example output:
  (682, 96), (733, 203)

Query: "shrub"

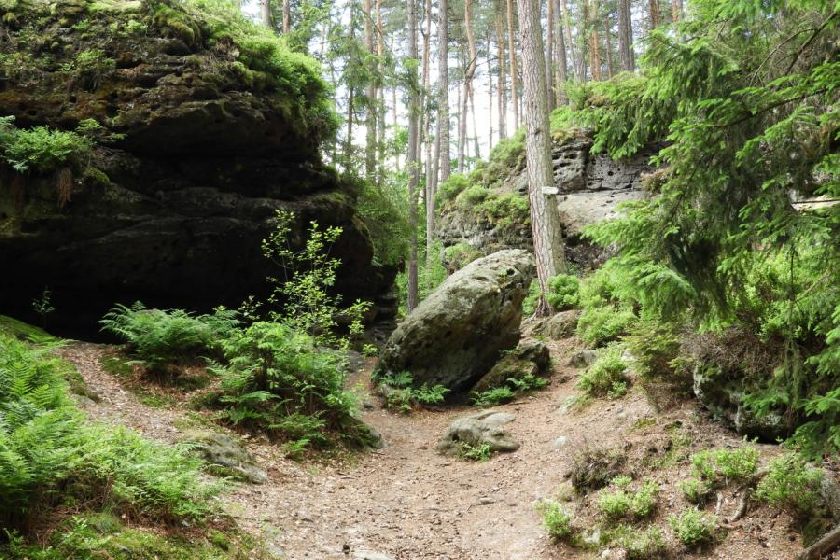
(669, 509), (717, 548)
(577, 346), (630, 398)
(755, 454), (824, 517)
(378, 371), (449, 413)
(210, 322), (375, 448)
(690, 445), (759, 486)
(100, 303), (238, 374)
(438, 173), (471, 202)
(455, 184), (490, 210)
(477, 192), (530, 225)
(538, 501), (575, 542)
(598, 478), (659, 520)
(620, 526), (668, 560)
(457, 441), (492, 462)
(576, 305), (636, 347)
(679, 477), (712, 505)
(0, 116), (94, 173)
(546, 274), (580, 311)
(444, 242), (482, 272)
(472, 386), (516, 407)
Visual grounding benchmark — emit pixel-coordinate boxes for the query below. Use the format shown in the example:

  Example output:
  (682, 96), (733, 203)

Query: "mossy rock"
(0, 314), (54, 342)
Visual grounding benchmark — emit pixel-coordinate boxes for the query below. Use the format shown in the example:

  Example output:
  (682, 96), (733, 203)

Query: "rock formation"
(0, 0), (395, 334)
(375, 250), (534, 393)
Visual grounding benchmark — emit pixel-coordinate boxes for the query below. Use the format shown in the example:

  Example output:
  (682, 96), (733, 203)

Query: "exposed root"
(727, 487), (751, 523)
(798, 523), (840, 560)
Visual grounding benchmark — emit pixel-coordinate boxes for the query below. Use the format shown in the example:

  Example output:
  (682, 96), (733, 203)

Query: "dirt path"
(59, 339), (807, 560)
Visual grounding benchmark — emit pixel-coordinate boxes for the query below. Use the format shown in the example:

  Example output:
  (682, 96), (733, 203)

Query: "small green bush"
(679, 477), (712, 505)
(100, 303), (238, 374)
(538, 501), (575, 542)
(598, 478), (659, 520)
(577, 346), (630, 398)
(379, 371), (449, 413)
(0, 116), (94, 173)
(472, 386), (516, 407)
(455, 184), (490, 210)
(546, 274), (580, 310)
(576, 305), (636, 347)
(477, 192), (530, 225)
(690, 445), (760, 486)
(444, 242), (482, 271)
(669, 509), (717, 548)
(620, 526), (668, 560)
(457, 441), (492, 462)
(755, 454), (824, 517)
(438, 173), (471, 202)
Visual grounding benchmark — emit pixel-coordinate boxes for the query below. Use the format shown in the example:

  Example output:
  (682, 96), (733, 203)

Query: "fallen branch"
(727, 488), (751, 523)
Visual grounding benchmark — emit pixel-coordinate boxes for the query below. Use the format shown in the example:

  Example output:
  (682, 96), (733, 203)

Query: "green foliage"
(546, 274), (580, 311)
(755, 454), (824, 517)
(438, 173), (471, 203)
(477, 192), (530, 226)
(537, 501), (575, 542)
(209, 322), (373, 448)
(577, 346), (630, 398)
(0, 116), (94, 173)
(598, 478), (659, 520)
(679, 477), (712, 505)
(356, 179), (410, 267)
(668, 509), (717, 548)
(455, 184), (490, 210)
(471, 386), (516, 407)
(0, 333), (215, 531)
(456, 441), (492, 462)
(577, 306), (636, 348)
(151, 0), (337, 139)
(260, 210), (370, 346)
(444, 242), (483, 272)
(378, 371), (449, 413)
(619, 526), (668, 560)
(578, 0), (839, 456)
(100, 303), (238, 374)
(690, 445), (760, 487)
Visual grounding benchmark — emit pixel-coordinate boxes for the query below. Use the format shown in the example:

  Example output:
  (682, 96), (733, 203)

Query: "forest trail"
(58, 337), (803, 560)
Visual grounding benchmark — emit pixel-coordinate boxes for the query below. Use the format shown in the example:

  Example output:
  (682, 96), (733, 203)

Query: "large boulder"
(376, 250), (535, 393)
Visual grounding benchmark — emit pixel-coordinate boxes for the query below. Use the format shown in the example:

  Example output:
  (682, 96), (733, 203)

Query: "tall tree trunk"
(671, 0), (682, 22)
(376, 0), (385, 187)
(517, 0), (566, 315)
(546, 0), (555, 111)
(261, 0), (271, 27)
(423, 0), (435, 261)
(648, 0), (659, 31)
(604, 10), (614, 79)
(553, 0), (568, 104)
(560, 0), (578, 81)
(506, 0), (519, 130)
(407, 0), (420, 312)
(459, 0), (477, 172)
(392, 86), (400, 172)
(588, 0), (602, 81)
(364, 0), (377, 180)
(495, 3), (507, 139)
(577, 0), (589, 81)
(470, 83), (480, 161)
(457, 72), (465, 173)
(437, 0), (451, 182)
(488, 30), (495, 150)
(617, 0), (634, 71)
(282, 0), (290, 33)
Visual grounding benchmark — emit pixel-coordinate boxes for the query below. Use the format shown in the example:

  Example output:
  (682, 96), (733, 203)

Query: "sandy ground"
(58, 337), (827, 560)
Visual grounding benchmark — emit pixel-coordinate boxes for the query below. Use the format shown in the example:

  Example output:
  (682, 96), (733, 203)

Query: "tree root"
(798, 523), (840, 560)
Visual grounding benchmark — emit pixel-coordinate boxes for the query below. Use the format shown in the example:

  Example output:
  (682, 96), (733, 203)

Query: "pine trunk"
(553, 0), (567, 104)
(546, 0), (555, 111)
(588, 0), (602, 81)
(407, 0), (420, 312)
(649, 0), (659, 31)
(423, 0), (435, 261)
(495, 4), (507, 139)
(618, 0), (633, 71)
(364, 0), (377, 180)
(261, 0), (271, 27)
(506, 0), (519, 130)
(438, 0), (451, 182)
(517, 0), (566, 316)
(604, 11), (614, 79)
(282, 0), (290, 33)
